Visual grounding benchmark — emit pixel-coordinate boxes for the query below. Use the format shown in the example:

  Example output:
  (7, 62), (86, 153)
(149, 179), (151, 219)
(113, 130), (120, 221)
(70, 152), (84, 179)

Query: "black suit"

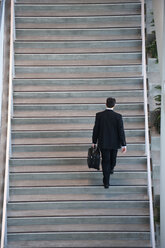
(92, 109), (126, 186)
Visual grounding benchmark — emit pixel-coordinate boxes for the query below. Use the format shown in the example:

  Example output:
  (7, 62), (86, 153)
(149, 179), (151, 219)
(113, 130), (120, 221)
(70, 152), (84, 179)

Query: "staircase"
(7, 0), (152, 247)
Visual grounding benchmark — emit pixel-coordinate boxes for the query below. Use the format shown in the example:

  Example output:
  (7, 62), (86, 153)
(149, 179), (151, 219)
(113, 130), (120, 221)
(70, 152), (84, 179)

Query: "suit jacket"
(92, 109), (126, 150)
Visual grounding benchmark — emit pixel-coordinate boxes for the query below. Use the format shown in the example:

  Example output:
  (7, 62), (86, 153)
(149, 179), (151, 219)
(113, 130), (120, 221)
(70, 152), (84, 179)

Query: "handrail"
(0, 0), (6, 127)
(0, 0), (15, 247)
(141, 0), (156, 247)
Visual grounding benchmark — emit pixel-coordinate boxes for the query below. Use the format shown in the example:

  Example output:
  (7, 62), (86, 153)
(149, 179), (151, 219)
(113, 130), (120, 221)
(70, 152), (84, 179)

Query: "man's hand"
(121, 146), (127, 153)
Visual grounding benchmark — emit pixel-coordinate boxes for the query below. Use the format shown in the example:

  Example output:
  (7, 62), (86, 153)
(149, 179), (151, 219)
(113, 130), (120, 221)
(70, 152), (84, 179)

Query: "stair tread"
(10, 166), (147, 173)
(12, 129), (145, 144)
(16, 27), (141, 41)
(12, 124), (145, 130)
(10, 195), (149, 202)
(12, 151), (145, 159)
(10, 171), (147, 187)
(14, 40), (142, 53)
(8, 200), (149, 217)
(14, 86), (143, 91)
(8, 210), (149, 217)
(12, 140), (144, 145)
(9, 157), (147, 172)
(13, 103), (144, 117)
(13, 98), (143, 104)
(12, 143), (145, 158)
(15, 3), (141, 18)
(15, 64), (142, 75)
(15, 0), (141, 3)
(10, 187), (149, 201)
(16, 21), (141, 29)
(8, 221), (150, 233)
(15, 59), (142, 64)
(16, 14), (141, 18)
(13, 78), (143, 92)
(7, 240), (152, 248)
(13, 88), (144, 94)
(10, 182), (148, 187)
(11, 116), (145, 130)
(13, 111), (144, 118)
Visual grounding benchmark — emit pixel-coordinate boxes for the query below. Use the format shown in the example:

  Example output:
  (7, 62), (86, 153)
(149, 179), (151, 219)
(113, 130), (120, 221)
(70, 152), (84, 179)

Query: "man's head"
(106, 97), (116, 108)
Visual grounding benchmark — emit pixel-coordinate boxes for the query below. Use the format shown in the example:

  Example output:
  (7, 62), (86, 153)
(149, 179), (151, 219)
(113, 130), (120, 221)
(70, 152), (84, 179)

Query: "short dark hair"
(106, 97), (116, 108)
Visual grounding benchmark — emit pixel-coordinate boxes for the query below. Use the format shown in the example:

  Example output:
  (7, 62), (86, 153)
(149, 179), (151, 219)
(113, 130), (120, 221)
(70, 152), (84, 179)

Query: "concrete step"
(7, 200), (149, 217)
(13, 78), (143, 91)
(15, 3), (141, 17)
(13, 103), (144, 118)
(11, 144), (146, 158)
(13, 90), (144, 104)
(14, 40), (142, 54)
(15, 65), (142, 78)
(16, 28), (141, 41)
(16, 0), (141, 3)
(8, 216), (150, 233)
(7, 232), (151, 248)
(15, 52), (142, 66)
(9, 171), (147, 187)
(9, 157), (147, 173)
(11, 130), (145, 145)
(11, 116), (145, 131)
(9, 185), (149, 202)
(15, 16), (141, 29)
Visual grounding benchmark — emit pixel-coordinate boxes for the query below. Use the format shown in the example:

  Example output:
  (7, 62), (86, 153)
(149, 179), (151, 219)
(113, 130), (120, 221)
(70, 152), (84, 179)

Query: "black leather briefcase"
(87, 146), (100, 170)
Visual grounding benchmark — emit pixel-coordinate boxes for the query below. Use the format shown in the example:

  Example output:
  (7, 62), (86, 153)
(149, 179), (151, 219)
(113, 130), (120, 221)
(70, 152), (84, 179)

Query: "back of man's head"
(106, 97), (116, 108)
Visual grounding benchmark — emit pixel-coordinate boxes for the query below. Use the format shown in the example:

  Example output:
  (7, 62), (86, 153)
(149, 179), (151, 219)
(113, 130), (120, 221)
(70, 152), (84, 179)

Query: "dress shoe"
(103, 177), (110, 186)
(104, 184), (109, 189)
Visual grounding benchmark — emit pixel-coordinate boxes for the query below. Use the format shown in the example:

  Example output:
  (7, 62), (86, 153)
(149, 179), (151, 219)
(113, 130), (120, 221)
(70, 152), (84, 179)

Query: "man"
(92, 97), (127, 188)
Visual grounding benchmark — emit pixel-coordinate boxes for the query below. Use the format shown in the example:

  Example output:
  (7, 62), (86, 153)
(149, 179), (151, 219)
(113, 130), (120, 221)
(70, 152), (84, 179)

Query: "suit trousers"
(101, 149), (118, 186)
